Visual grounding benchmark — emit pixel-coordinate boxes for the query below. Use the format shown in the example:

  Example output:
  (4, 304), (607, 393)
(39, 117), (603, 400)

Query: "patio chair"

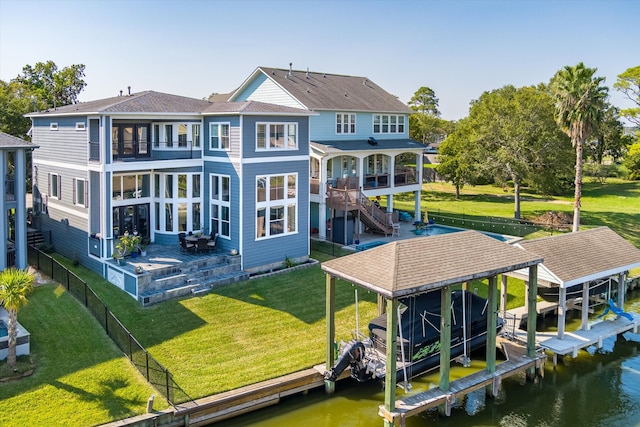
(179, 234), (195, 253)
(392, 222), (401, 237)
(196, 237), (210, 254)
(207, 233), (219, 252)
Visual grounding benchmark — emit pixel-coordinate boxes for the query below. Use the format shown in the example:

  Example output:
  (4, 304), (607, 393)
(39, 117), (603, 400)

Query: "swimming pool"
(414, 224), (519, 243)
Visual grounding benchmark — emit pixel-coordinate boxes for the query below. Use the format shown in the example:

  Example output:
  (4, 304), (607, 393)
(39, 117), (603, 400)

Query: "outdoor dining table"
(185, 234), (211, 243)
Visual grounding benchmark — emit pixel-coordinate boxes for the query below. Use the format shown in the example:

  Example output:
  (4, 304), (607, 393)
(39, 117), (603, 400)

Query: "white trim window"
(373, 114), (405, 134)
(210, 174), (230, 238)
(192, 124), (201, 148)
(256, 123), (297, 150)
(73, 178), (88, 207)
(336, 113), (356, 134)
(50, 123), (58, 131)
(153, 173), (202, 233)
(210, 123), (230, 150)
(48, 173), (61, 199)
(75, 122), (86, 131)
(112, 174), (150, 201)
(256, 173), (297, 239)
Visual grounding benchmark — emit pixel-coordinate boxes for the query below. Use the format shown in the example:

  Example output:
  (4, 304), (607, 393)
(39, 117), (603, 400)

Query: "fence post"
(146, 352), (150, 380)
(105, 307), (109, 335)
(84, 282), (88, 306)
(129, 334), (133, 360)
(166, 369), (171, 405)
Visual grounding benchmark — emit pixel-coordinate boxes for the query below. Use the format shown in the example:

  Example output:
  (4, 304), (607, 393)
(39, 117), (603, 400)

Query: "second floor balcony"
(89, 140), (202, 162)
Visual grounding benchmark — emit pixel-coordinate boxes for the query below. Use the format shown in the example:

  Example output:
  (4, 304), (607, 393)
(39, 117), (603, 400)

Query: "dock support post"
(486, 276), (498, 396)
(618, 272), (626, 308)
(558, 287), (566, 340)
(384, 297), (399, 427)
(438, 286), (452, 417)
(325, 274), (336, 395)
(527, 265), (538, 380)
(581, 283), (590, 331)
(500, 275), (508, 317)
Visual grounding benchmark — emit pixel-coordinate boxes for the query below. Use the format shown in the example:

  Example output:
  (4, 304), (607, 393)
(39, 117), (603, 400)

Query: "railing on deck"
(89, 141), (100, 161)
(5, 174), (15, 201)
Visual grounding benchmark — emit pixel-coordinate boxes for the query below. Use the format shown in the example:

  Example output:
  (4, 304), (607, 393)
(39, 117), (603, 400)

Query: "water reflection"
(223, 293), (640, 426)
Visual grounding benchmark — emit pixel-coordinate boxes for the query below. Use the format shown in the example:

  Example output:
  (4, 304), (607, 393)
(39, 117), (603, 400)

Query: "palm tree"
(0, 267), (35, 367)
(550, 63), (608, 232)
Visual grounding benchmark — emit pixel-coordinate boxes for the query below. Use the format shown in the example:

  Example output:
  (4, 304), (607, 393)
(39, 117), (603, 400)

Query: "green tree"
(435, 119), (480, 199)
(408, 86), (440, 116)
(614, 65), (640, 126)
(15, 60), (86, 108)
(550, 63), (608, 232)
(0, 80), (34, 137)
(586, 104), (633, 164)
(460, 85), (572, 218)
(409, 114), (454, 145)
(0, 268), (34, 367)
(624, 142), (640, 180)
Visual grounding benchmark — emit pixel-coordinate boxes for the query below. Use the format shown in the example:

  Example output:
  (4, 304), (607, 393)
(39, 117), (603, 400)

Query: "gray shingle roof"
(517, 227), (640, 287)
(0, 132), (38, 149)
(250, 67), (413, 113)
(322, 231), (543, 299)
(27, 91), (211, 116)
(202, 100), (313, 115)
(311, 138), (423, 154)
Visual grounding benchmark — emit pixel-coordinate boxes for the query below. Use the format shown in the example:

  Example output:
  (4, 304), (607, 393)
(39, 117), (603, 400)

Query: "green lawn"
(2, 178), (638, 423)
(0, 284), (164, 426)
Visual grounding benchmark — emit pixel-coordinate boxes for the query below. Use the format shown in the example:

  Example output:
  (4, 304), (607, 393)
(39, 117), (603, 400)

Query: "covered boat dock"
(505, 227), (640, 362)
(322, 230), (544, 425)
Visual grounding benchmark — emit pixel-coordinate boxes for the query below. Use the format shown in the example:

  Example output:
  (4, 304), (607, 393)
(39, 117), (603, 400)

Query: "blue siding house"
(27, 91), (313, 303)
(229, 65), (424, 241)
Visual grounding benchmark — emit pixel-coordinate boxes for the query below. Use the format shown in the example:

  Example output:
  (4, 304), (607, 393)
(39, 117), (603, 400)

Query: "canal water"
(224, 292), (640, 426)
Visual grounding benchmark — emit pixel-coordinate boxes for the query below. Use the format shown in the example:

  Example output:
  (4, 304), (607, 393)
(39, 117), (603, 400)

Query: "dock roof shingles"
(0, 132), (37, 149)
(517, 227), (640, 287)
(322, 231), (542, 299)
(255, 67), (413, 113)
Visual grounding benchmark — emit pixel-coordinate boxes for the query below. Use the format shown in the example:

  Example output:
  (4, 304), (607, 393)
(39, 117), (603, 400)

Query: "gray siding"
(32, 117), (88, 167)
(241, 115), (310, 159)
(240, 159), (309, 272)
(203, 116), (241, 159)
(202, 160), (240, 255)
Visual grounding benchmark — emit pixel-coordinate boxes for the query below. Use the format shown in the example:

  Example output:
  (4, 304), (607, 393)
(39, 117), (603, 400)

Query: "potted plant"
(139, 237), (150, 256)
(116, 231), (141, 258)
(113, 248), (126, 266)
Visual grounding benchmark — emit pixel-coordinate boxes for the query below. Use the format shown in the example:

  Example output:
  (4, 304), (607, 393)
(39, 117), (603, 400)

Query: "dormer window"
(336, 113), (356, 134)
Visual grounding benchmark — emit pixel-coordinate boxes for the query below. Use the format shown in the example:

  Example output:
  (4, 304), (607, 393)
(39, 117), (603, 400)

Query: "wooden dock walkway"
(538, 312), (640, 357)
(378, 339), (545, 424)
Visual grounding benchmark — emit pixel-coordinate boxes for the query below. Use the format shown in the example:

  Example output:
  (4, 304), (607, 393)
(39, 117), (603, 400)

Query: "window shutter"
(73, 178), (77, 203)
(84, 181), (89, 208)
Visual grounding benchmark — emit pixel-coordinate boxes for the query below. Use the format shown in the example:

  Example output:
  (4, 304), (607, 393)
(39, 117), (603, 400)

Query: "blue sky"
(1, 0), (638, 121)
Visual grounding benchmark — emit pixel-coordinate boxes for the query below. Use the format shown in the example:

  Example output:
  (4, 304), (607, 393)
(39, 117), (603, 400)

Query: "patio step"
(138, 254), (247, 305)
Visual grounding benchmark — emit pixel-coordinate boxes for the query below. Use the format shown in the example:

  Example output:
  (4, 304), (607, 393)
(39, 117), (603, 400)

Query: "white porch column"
(318, 157), (328, 241)
(386, 194), (393, 213)
(0, 151), (6, 270)
(414, 190), (421, 222)
(15, 149), (27, 269)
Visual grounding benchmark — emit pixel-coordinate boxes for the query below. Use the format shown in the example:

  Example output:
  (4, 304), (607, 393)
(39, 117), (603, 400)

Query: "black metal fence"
(428, 212), (544, 238)
(27, 245), (192, 406)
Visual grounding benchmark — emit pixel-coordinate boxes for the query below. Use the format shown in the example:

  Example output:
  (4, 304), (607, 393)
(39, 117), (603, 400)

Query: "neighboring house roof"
(322, 230), (542, 299)
(231, 66), (413, 113)
(0, 132), (38, 149)
(26, 91), (211, 116)
(311, 138), (423, 154)
(514, 227), (640, 288)
(202, 100), (314, 116)
(208, 92), (234, 102)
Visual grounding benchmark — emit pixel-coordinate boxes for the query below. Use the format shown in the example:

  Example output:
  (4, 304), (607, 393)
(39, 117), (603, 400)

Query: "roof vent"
(119, 90), (123, 96)
(128, 86), (131, 96)
(344, 91), (348, 97)
(363, 79), (368, 85)
(323, 73), (326, 78)
(306, 67), (309, 79)
(289, 62), (293, 76)
(368, 137), (378, 146)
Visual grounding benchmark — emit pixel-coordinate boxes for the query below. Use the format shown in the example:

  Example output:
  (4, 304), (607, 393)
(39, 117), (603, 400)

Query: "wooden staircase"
(326, 187), (395, 235)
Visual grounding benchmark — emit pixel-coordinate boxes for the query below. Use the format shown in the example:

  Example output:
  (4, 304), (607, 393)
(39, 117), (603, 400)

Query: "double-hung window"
(49, 173), (61, 199)
(256, 173), (297, 238)
(256, 123), (297, 150)
(73, 178), (88, 207)
(210, 174), (230, 237)
(336, 113), (356, 134)
(210, 123), (230, 150)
